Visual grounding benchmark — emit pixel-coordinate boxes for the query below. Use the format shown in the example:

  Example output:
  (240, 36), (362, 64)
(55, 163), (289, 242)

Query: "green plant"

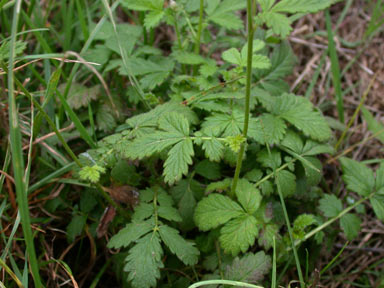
(73, 1), (347, 287)
(3, 0), (384, 287)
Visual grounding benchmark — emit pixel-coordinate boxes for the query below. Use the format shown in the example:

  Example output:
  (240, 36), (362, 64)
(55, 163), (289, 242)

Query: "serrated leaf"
(258, 0), (275, 11)
(319, 194), (342, 218)
(107, 220), (153, 249)
(219, 215), (258, 256)
(276, 170), (296, 197)
(225, 251), (271, 283)
(371, 191), (384, 221)
(248, 114), (286, 145)
(376, 162), (384, 190)
(207, 0), (246, 29)
(159, 225), (199, 265)
(252, 54), (272, 69)
(63, 83), (100, 109)
(340, 157), (375, 197)
(201, 111), (243, 137)
(124, 233), (163, 288)
(194, 194), (245, 231)
(197, 132), (225, 162)
(132, 203), (154, 221)
(158, 206), (182, 222)
(271, 0), (334, 13)
(236, 179), (262, 214)
(163, 138), (194, 184)
(302, 156), (322, 186)
(222, 48), (243, 66)
(258, 93), (331, 141)
(340, 213), (361, 240)
(0, 40), (27, 61)
(260, 12), (292, 38)
(302, 140), (335, 156)
(361, 106), (384, 144)
(159, 112), (190, 135)
(281, 130), (303, 153)
(144, 10), (164, 29)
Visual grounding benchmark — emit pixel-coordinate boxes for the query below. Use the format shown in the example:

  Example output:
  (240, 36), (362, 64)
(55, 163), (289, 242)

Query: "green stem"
(7, 1), (43, 286)
(193, 0), (204, 74)
(173, 11), (187, 74)
(275, 172), (305, 288)
(230, 0), (254, 197)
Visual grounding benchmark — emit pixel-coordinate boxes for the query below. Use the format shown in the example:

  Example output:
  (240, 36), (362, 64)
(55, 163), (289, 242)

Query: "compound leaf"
(159, 225), (199, 265)
(194, 194), (245, 231)
(219, 215), (259, 256)
(108, 220), (153, 249)
(236, 179), (262, 214)
(340, 157), (375, 197)
(124, 233), (163, 288)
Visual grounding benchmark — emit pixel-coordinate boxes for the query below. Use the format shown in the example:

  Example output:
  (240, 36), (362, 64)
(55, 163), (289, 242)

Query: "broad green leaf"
(173, 51), (206, 65)
(252, 54), (272, 69)
(124, 233), (164, 288)
(376, 162), (384, 190)
(158, 206), (182, 222)
(122, 0), (163, 11)
(132, 203), (154, 221)
(158, 225), (199, 265)
(144, 10), (164, 29)
(194, 194), (245, 231)
(236, 179), (262, 214)
(248, 114), (286, 145)
(241, 40), (266, 58)
(201, 111), (243, 137)
(108, 220), (153, 249)
(163, 138), (194, 184)
(281, 130), (303, 153)
(207, 0), (246, 29)
(159, 112), (190, 135)
(225, 251), (271, 283)
(302, 140), (335, 156)
(222, 48), (242, 66)
(66, 214), (86, 242)
(260, 12), (292, 38)
(219, 215), (259, 256)
(258, 0), (275, 11)
(340, 213), (361, 240)
(271, 0), (334, 13)
(318, 195), (342, 218)
(340, 157), (375, 197)
(200, 136), (225, 162)
(370, 192), (384, 221)
(124, 132), (182, 159)
(257, 93), (331, 141)
(171, 179), (204, 230)
(361, 106), (384, 144)
(276, 170), (296, 197)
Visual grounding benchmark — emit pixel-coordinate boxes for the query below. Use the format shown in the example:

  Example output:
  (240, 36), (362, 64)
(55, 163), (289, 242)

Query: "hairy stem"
(230, 0), (254, 197)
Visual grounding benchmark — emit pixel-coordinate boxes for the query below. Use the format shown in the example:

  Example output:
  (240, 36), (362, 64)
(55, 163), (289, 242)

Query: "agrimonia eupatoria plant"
(74, 0), (384, 287)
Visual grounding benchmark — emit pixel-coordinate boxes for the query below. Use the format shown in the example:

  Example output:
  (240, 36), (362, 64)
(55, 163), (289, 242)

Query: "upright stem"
(193, 0), (204, 74)
(230, 0), (254, 197)
(7, 1), (43, 286)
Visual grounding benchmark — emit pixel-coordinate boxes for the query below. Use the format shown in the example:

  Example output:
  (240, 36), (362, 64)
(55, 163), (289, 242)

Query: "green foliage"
(79, 165), (106, 183)
(0, 40), (27, 61)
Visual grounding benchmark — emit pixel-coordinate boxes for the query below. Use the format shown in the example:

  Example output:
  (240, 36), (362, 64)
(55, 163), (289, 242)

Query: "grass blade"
(7, 0), (43, 286)
(325, 9), (344, 123)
